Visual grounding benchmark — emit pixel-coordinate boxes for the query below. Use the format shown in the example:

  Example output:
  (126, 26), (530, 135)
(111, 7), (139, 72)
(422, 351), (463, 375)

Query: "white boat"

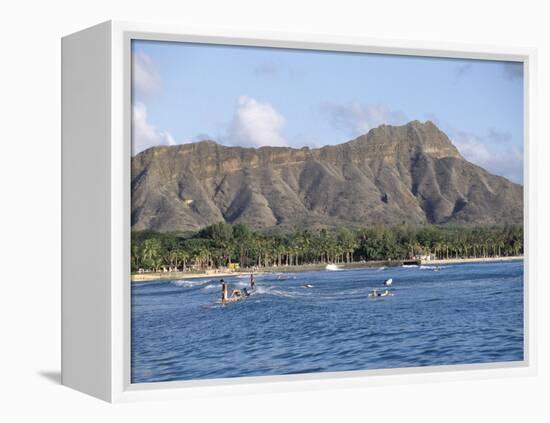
(325, 264), (340, 271)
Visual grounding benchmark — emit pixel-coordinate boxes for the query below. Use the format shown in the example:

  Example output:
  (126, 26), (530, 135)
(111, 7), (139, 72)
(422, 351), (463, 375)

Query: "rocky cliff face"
(131, 121), (523, 232)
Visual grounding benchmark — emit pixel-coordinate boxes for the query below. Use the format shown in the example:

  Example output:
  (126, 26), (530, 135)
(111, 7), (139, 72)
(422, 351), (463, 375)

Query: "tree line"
(131, 223), (523, 273)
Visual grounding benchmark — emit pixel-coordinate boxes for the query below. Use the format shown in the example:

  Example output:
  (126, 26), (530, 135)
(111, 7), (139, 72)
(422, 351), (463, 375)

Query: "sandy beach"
(131, 260), (393, 283)
(131, 270), (253, 283)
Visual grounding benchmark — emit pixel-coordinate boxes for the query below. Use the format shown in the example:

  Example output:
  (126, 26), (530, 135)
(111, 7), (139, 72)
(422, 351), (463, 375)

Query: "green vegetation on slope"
(131, 223), (523, 273)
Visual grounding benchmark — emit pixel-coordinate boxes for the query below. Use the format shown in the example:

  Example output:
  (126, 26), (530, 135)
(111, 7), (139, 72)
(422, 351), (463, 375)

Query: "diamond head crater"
(131, 120), (522, 234)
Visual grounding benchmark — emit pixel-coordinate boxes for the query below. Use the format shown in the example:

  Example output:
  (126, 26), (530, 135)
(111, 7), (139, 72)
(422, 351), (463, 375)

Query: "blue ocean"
(131, 260), (524, 383)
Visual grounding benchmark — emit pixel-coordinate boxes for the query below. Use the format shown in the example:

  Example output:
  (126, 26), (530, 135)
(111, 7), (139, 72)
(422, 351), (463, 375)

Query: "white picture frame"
(61, 20), (538, 403)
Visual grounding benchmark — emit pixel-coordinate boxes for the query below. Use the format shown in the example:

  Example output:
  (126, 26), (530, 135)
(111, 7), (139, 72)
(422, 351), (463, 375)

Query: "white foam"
(171, 279), (211, 287)
(202, 284), (218, 291)
(254, 285), (292, 298)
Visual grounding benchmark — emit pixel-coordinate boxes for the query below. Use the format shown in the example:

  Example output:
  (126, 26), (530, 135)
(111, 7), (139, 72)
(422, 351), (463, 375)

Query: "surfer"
(369, 288), (393, 298)
(250, 272), (256, 289)
(220, 278), (251, 304)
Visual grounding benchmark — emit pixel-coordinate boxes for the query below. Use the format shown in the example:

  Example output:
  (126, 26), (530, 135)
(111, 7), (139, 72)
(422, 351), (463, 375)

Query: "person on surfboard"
(220, 279), (228, 303)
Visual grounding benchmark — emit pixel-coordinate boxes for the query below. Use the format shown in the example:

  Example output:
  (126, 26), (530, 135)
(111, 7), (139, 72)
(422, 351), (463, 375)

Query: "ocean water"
(131, 260), (524, 383)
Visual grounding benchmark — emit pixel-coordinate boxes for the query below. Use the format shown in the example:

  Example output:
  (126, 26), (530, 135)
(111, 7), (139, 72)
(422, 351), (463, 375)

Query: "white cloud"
(487, 128), (512, 144)
(133, 51), (160, 97)
(452, 131), (523, 184)
(228, 96), (288, 147)
(321, 102), (408, 137)
(132, 102), (175, 155)
(452, 132), (493, 163)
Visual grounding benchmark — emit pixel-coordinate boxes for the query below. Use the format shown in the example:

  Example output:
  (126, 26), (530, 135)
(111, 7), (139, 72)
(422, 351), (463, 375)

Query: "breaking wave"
(171, 279), (211, 288)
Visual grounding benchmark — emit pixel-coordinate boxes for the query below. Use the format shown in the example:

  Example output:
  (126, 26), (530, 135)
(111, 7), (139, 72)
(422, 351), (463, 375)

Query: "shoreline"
(131, 255), (523, 283)
(421, 256), (523, 265)
(131, 260), (390, 283)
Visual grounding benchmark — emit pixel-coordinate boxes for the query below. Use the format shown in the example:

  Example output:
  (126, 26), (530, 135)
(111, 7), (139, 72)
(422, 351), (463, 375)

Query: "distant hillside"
(131, 120), (523, 232)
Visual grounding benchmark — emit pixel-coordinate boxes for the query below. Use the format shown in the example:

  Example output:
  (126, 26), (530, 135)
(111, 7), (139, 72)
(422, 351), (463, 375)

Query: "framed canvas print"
(61, 21), (537, 402)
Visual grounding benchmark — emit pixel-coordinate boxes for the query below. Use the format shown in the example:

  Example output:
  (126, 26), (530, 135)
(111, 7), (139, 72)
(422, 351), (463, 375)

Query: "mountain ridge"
(131, 120), (523, 232)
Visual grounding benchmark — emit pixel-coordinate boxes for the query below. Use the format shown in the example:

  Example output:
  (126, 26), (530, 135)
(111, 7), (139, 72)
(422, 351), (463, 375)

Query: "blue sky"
(132, 40), (524, 183)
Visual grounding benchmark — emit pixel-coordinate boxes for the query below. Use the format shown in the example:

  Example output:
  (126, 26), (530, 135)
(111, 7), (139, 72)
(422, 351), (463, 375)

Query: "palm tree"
(131, 243), (141, 271)
(141, 238), (161, 271)
(177, 249), (189, 271)
(512, 239), (522, 256)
